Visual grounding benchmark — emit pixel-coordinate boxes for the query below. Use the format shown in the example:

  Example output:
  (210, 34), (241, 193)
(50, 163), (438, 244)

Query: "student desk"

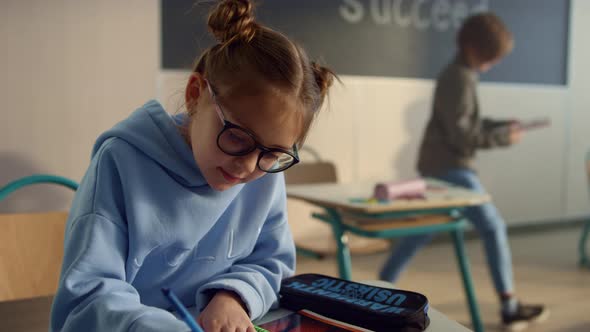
(256, 280), (472, 332)
(256, 306), (471, 332)
(286, 179), (488, 332)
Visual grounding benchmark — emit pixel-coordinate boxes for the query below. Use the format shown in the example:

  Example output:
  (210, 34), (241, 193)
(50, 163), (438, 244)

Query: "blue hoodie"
(50, 100), (296, 332)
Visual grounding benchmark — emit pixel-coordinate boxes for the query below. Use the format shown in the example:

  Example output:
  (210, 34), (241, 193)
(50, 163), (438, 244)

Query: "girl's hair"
(457, 12), (514, 63)
(191, 0), (336, 145)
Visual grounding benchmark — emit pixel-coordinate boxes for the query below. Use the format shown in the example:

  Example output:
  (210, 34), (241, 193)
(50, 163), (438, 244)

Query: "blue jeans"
(379, 169), (514, 295)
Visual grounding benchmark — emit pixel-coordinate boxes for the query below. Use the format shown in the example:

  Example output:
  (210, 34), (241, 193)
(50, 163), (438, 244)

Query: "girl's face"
(185, 73), (301, 191)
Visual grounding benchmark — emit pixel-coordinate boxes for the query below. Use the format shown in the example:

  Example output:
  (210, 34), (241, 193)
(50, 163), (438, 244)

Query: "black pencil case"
(280, 273), (430, 332)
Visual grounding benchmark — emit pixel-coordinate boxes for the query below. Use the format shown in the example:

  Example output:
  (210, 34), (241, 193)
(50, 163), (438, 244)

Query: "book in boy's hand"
(516, 117), (551, 131)
(258, 310), (370, 332)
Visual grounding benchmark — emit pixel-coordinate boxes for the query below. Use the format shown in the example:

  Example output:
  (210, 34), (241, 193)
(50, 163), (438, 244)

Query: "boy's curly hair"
(458, 12), (514, 63)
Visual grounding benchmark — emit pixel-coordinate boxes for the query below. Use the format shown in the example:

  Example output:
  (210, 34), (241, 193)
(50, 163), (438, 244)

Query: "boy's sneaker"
(502, 303), (549, 331)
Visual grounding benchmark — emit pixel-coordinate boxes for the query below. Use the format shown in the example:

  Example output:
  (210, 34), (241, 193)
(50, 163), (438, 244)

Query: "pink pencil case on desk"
(373, 179), (427, 201)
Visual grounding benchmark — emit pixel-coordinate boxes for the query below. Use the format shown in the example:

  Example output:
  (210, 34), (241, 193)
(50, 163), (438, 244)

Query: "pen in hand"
(161, 288), (205, 332)
(162, 287), (270, 332)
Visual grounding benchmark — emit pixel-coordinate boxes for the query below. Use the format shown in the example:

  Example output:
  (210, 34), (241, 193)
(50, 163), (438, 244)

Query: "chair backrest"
(0, 174), (78, 302)
(284, 146), (338, 185)
(0, 211), (68, 301)
(284, 161), (338, 185)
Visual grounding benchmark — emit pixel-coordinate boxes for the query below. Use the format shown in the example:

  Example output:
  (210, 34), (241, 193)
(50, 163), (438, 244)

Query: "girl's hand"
(197, 290), (256, 332)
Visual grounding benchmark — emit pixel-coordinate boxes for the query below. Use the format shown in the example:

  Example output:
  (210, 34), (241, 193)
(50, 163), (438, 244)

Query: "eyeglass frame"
(204, 79), (300, 173)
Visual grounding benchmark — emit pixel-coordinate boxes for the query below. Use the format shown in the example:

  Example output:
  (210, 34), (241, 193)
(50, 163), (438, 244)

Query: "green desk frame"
(581, 150), (590, 268)
(309, 206), (483, 332)
(580, 221), (590, 267)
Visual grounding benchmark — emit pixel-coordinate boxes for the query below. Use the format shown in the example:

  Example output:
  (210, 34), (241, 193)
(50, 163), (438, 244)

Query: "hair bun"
(208, 0), (258, 43)
(311, 62), (335, 100)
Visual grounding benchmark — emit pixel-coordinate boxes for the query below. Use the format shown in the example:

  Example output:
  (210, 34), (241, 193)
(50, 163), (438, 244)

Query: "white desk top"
(286, 179), (489, 214)
(256, 280), (472, 332)
(256, 307), (471, 332)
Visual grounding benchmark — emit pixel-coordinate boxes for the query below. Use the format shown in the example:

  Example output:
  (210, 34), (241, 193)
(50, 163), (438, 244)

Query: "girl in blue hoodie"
(50, 1), (335, 331)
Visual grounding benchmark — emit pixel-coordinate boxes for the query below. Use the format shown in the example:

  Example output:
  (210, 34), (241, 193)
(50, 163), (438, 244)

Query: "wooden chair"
(580, 150), (590, 267)
(284, 148), (393, 259)
(285, 161), (339, 258)
(0, 175), (78, 302)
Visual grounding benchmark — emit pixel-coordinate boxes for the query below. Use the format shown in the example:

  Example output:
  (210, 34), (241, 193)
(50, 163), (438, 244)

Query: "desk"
(256, 307), (471, 332)
(256, 280), (472, 332)
(286, 179), (487, 332)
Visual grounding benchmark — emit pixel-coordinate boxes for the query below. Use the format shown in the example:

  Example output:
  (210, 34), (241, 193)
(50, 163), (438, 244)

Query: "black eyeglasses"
(205, 80), (300, 173)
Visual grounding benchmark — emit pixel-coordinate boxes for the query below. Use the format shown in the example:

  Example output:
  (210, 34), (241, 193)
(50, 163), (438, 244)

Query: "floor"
(295, 227), (590, 332)
(1, 227), (589, 332)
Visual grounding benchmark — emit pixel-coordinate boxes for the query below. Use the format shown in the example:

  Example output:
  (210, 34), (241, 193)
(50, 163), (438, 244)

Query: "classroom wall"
(0, 0), (158, 213)
(1, 1), (589, 226)
(158, 1), (588, 226)
(564, 0), (590, 219)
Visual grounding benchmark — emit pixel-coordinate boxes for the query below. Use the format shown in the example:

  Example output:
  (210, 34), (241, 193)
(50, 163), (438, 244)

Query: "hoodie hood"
(92, 100), (207, 187)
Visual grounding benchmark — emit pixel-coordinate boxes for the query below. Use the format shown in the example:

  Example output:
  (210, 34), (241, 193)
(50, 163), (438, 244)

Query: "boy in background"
(380, 13), (548, 331)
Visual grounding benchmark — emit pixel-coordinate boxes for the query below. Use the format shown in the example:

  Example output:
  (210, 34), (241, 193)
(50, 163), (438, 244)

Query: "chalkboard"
(161, 0), (569, 85)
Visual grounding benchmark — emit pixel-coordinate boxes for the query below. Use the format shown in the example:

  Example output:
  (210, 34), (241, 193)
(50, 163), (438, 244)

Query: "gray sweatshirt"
(417, 56), (512, 176)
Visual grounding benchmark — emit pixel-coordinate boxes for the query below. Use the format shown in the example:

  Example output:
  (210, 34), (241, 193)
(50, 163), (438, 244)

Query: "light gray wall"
(0, 0), (159, 212)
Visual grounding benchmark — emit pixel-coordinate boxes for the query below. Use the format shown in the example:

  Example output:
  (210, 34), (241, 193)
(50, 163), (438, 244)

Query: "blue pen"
(161, 288), (205, 332)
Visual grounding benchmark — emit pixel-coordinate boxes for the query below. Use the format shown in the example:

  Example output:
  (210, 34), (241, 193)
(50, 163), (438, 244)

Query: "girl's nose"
(235, 150), (259, 174)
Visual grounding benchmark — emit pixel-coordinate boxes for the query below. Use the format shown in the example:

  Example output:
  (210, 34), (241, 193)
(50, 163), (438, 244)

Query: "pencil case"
(373, 178), (427, 201)
(280, 274), (429, 332)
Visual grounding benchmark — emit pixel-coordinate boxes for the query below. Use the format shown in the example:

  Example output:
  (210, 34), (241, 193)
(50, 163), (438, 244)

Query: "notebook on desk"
(259, 310), (370, 332)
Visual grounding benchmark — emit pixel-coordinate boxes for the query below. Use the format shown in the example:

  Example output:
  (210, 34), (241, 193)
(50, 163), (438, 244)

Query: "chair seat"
(0, 211), (68, 302)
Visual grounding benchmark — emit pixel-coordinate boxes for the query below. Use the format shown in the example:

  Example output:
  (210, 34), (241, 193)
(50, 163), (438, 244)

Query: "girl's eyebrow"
(270, 143), (292, 151)
(220, 104), (293, 151)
